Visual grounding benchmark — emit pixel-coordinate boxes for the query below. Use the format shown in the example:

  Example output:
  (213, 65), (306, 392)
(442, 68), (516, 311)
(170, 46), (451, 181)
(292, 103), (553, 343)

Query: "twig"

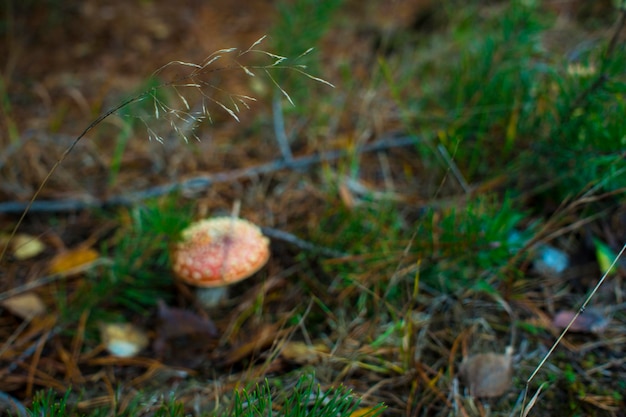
(0, 134), (419, 214)
(260, 226), (348, 258)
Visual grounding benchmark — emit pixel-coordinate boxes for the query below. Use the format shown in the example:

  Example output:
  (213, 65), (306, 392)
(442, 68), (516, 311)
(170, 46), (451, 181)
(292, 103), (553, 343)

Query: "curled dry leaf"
(99, 322), (149, 358)
(0, 292), (46, 319)
(552, 308), (609, 334)
(460, 346), (514, 398)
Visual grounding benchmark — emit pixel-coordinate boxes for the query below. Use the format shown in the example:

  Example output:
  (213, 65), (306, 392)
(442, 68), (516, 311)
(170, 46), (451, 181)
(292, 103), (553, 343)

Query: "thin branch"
(0, 135), (419, 214)
(260, 226), (348, 258)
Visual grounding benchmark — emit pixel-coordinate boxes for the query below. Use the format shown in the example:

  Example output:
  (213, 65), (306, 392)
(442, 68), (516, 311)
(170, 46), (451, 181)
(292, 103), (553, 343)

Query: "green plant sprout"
(23, 388), (186, 417)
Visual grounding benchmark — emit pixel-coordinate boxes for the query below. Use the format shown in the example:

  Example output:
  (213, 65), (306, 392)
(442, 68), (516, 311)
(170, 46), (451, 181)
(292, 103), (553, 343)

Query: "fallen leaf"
(11, 234), (47, 260)
(460, 347), (514, 398)
(156, 300), (218, 339)
(0, 292), (46, 319)
(350, 407), (380, 417)
(154, 300), (218, 360)
(552, 308), (609, 334)
(48, 247), (99, 274)
(99, 322), (149, 358)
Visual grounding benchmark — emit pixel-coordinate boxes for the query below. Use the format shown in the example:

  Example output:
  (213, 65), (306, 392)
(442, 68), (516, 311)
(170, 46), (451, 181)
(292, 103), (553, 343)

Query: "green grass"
(380, 1), (625, 199)
(23, 374), (384, 417)
(229, 374), (384, 417)
(25, 388), (185, 417)
(308, 2), (626, 412)
(26, 389), (73, 417)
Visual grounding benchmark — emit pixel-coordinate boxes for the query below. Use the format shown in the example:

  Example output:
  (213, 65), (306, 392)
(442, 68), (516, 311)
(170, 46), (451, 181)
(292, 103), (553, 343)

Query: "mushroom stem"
(195, 286), (229, 309)
(171, 217), (270, 308)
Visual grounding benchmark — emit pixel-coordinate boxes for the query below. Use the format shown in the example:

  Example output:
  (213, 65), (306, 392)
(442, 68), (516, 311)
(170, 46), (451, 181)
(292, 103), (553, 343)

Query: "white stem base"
(195, 286), (229, 309)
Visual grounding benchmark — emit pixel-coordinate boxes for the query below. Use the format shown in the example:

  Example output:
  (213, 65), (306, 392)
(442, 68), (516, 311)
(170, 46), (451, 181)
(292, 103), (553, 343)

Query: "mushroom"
(171, 217), (270, 308)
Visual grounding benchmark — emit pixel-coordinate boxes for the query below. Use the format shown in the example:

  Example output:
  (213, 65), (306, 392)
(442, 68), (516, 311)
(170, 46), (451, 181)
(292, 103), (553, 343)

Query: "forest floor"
(1, 1), (626, 416)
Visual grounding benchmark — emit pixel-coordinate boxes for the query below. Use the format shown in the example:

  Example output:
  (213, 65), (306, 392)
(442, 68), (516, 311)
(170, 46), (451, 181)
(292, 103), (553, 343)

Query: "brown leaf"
(460, 347), (514, 398)
(552, 308), (609, 334)
(0, 292), (46, 319)
(154, 300), (218, 360)
(157, 300), (218, 339)
(48, 247), (99, 274)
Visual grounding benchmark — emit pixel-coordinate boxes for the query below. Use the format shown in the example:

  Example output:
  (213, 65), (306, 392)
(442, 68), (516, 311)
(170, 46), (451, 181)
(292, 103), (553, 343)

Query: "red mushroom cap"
(172, 217), (270, 287)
